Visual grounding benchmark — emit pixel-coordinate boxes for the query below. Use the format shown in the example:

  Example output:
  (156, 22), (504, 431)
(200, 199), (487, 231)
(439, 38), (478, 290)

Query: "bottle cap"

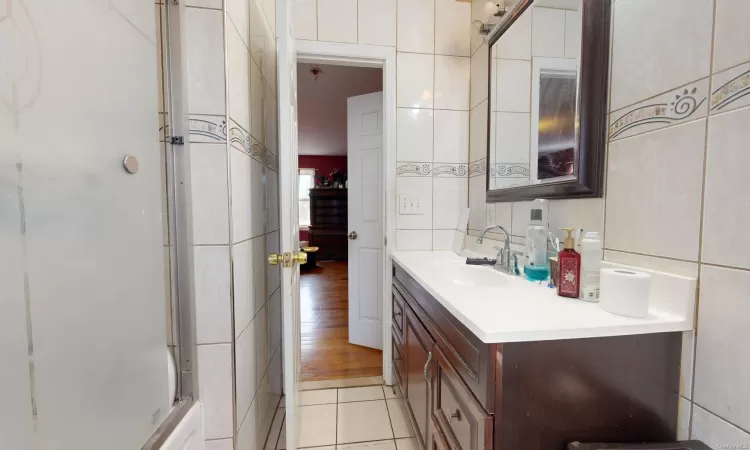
(530, 208), (542, 221)
(560, 228), (576, 250)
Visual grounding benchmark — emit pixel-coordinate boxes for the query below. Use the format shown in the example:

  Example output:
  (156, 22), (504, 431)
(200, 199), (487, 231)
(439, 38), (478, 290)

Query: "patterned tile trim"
(710, 61), (750, 114)
(189, 115), (227, 142)
(489, 163), (529, 178)
(608, 78), (709, 141)
(396, 163), (469, 177)
(229, 120), (277, 171)
(468, 159), (486, 177)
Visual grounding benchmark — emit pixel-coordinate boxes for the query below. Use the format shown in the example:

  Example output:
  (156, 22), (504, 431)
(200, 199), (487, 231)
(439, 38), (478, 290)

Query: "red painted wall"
(299, 155), (347, 241)
(298, 155), (348, 178)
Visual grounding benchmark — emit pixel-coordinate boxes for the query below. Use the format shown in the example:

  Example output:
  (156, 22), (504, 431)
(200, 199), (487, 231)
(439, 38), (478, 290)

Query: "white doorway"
(276, 16), (396, 447)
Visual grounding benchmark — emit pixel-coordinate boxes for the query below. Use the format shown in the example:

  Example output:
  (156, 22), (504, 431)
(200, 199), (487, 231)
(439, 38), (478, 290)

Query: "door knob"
(292, 251), (308, 264)
(348, 231), (358, 240)
(268, 253), (283, 265)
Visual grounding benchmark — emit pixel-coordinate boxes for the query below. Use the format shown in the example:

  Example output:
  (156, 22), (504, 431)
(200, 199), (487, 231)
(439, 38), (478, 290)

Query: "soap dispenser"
(557, 228), (581, 298)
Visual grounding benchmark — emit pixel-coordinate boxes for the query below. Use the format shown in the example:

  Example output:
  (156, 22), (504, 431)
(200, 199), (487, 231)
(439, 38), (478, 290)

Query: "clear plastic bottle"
(579, 231), (602, 301)
(524, 207), (550, 281)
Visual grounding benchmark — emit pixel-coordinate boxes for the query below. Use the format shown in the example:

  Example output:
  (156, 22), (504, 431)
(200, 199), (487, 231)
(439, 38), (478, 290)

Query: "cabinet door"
(405, 305), (435, 449)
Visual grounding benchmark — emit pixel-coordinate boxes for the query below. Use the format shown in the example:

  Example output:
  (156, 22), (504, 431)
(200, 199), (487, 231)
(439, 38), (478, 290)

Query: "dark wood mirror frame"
(485, 0), (611, 203)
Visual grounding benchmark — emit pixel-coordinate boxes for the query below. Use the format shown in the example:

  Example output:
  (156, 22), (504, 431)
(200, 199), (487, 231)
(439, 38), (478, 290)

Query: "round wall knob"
(123, 155), (139, 174)
(348, 231), (358, 240)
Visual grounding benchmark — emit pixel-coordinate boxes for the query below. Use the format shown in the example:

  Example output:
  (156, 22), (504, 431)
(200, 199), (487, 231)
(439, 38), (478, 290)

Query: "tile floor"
(269, 385), (416, 450)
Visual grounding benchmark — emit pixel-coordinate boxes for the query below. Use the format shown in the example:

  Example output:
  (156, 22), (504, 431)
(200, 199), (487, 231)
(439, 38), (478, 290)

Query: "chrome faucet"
(477, 225), (515, 275)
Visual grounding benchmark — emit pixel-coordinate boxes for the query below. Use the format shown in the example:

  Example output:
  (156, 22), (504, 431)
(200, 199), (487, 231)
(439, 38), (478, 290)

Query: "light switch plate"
(399, 194), (425, 215)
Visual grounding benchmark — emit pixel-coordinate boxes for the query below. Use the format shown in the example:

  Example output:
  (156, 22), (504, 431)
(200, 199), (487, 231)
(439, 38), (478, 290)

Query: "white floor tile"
(337, 400), (394, 444)
(300, 388), (338, 406)
(338, 440), (397, 450)
(395, 438), (416, 450)
(385, 399), (411, 439)
(298, 404), (337, 448)
(338, 386), (385, 403)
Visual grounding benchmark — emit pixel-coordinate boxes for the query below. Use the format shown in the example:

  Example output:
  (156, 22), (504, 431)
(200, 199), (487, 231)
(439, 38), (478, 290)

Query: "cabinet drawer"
(432, 346), (492, 450)
(392, 286), (406, 340)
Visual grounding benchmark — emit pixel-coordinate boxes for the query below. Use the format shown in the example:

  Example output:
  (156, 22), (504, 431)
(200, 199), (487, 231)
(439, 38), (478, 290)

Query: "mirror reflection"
(489, 0), (582, 190)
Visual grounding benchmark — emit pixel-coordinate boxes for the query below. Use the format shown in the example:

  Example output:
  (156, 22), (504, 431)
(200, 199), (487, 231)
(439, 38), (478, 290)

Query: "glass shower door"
(0, 1), (169, 449)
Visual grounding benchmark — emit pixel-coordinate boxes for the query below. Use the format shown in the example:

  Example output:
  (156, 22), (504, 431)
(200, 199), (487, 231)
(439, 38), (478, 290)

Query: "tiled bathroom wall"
(291, 0), (472, 251)
(182, 0), (282, 448)
(470, 0), (750, 444)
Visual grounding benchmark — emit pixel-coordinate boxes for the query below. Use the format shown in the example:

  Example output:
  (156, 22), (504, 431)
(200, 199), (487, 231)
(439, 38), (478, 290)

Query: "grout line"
(334, 386), (339, 446)
(185, 5), (223, 11)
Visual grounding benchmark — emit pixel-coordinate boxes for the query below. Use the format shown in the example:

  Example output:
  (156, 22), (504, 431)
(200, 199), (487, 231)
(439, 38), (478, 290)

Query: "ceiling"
(297, 63), (383, 156)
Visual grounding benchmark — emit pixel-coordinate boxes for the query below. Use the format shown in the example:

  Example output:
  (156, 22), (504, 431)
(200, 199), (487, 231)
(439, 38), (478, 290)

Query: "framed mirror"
(486, 0), (611, 202)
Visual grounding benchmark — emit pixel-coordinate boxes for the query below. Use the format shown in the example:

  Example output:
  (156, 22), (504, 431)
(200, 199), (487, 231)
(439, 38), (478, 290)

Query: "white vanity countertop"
(391, 250), (695, 344)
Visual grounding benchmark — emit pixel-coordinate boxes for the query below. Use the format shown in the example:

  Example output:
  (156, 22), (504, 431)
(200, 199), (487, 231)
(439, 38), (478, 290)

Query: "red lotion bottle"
(557, 228), (581, 298)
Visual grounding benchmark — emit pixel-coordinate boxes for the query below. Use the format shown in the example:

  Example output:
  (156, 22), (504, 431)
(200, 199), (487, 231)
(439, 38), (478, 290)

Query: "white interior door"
(277, 0), (302, 449)
(347, 92), (384, 350)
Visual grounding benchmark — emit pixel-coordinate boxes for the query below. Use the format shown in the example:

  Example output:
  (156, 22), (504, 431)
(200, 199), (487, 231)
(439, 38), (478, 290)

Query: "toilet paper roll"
(599, 268), (652, 318)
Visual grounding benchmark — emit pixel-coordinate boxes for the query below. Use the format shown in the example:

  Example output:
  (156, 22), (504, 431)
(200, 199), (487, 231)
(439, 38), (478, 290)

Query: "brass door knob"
(292, 251), (308, 264)
(268, 253), (283, 265)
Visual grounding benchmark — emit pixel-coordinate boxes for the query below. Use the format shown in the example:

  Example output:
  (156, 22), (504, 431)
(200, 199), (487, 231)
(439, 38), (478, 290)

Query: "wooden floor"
(300, 261), (382, 381)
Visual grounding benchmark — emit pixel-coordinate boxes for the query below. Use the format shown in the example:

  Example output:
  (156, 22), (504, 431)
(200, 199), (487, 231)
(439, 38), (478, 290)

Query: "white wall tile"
(435, 0), (471, 56)
(494, 202), (512, 232)
(262, 0), (277, 37)
(677, 397), (691, 440)
(397, 0), (434, 53)
(609, 0), (713, 111)
(266, 231), (281, 294)
(186, 0), (223, 8)
(251, 159), (268, 237)
(254, 303), (271, 389)
(227, 0), (250, 49)
(318, 0), (358, 43)
(235, 320), (257, 431)
(692, 405), (750, 446)
(435, 56), (471, 110)
(495, 59), (531, 113)
(397, 53), (434, 108)
(228, 26), (251, 133)
(292, 0), (317, 40)
(396, 230), (433, 251)
(204, 438), (233, 450)
(264, 85), (277, 150)
(269, 288), (282, 351)
(694, 265), (750, 431)
(266, 168), (279, 231)
(190, 144), (229, 245)
(702, 107), (750, 269)
(531, 7), (566, 58)
(493, 10), (531, 60)
(231, 148), (253, 243)
(470, 44), (488, 109)
(604, 121), (705, 261)
(236, 399), (257, 450)
(194, 246), (232, 344)
(492, 112), (530, 163)
(469, 100), (488, 163)
(433, 230), (455, 250)
(185, 8), (226, 115)
(250, 60), (265, 145)
(396, 176), (433, 229)
(232, 239), (253, 338)
(397, 108), (434, 162)
(713, 0), (750, 73)
(434, 110), (469, 163)
(253, 235), (270, 315)
(358, 0), (397, 46)
(198, 344), (233, 439)
(547, 198), (604, 241)
(470, 0), (492, 55)
(564, 10), (581, 59)
(433, 178), (468, 229)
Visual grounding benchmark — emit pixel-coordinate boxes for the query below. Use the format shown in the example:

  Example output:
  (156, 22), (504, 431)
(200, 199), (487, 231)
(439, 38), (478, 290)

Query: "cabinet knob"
(446, 409), (461, 422)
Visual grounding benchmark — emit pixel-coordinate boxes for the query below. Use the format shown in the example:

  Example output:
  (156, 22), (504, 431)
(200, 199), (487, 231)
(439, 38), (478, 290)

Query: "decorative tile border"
(396, 163), (469, 178)
(710, 61), (750, 114)
(189, 115), (227, 142)
(608, 78), (709, 141)
(489, 163), (529, 178)
(229, 120), (277, 171)
(468, 159), (486, 177)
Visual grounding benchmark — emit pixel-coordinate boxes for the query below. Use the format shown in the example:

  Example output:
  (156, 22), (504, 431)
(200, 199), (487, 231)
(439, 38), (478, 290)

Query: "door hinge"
(169, 136), (185, 145)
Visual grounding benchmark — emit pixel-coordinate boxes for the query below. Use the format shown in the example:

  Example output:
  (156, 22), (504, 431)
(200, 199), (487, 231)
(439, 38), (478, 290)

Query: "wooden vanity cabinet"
(391, 262), (681, 450)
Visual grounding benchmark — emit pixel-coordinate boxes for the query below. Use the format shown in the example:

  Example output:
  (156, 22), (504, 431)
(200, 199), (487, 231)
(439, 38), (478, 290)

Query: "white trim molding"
(295, 40), (397, 386)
